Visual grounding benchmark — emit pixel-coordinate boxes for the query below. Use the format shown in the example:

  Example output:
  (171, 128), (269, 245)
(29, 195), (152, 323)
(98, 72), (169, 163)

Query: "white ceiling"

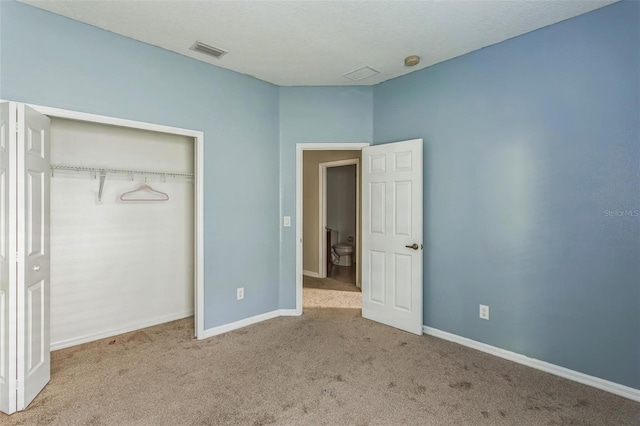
(21, 0), (617, 86)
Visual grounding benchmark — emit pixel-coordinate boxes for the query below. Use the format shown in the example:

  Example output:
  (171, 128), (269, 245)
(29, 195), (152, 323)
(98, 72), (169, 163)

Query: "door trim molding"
(295, 143), (369, 314)
(318, 158), (360, 282)
(424, 326), (640, 402)
(18, 102), (206, 341)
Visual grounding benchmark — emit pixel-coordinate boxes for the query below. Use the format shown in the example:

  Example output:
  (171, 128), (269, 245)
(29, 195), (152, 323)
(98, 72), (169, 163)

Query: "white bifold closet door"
(0, 102), (51, 415)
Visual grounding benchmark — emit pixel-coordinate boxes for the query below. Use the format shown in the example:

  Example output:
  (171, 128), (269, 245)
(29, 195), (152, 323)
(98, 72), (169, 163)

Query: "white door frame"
(295, 143), (369, 314)
(318, 158), (360, 287)
(22, 102), (205, 340)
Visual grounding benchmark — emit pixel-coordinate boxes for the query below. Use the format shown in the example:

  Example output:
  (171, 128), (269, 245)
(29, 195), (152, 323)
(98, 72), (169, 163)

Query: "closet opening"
(35, 105), (204, 350)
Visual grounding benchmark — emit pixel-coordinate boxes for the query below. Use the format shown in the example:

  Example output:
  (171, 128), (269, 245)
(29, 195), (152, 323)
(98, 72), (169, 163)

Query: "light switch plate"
(283, 216), (291, 227)
(479, 304), (489, 320)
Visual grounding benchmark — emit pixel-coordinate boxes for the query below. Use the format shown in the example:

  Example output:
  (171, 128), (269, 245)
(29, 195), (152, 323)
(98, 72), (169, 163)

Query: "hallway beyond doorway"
(303, 265), (360, 309)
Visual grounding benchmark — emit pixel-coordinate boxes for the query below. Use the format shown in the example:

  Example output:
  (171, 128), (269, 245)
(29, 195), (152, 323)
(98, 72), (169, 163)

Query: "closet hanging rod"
(50, 164), (194, 179)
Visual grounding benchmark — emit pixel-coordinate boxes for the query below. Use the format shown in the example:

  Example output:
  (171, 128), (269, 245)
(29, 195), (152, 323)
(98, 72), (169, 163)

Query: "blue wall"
(374, 1), (640, 389)
(278, 87), (373, 307)
(0, 1), (282, 328)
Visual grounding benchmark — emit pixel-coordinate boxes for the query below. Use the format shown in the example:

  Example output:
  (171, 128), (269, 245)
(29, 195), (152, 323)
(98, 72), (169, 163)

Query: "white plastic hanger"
(120, 184), (169, 202)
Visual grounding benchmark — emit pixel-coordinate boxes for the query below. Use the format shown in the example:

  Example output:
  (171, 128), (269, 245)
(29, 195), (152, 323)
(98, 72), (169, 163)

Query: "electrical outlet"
(237, 287), (244, 300)
(479, 304), (489, 320)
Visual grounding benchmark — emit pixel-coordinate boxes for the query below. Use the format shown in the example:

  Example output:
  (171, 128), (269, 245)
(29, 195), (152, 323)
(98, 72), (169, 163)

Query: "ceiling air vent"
(343, 66), (379, 82)
(190, 41), (227, 59)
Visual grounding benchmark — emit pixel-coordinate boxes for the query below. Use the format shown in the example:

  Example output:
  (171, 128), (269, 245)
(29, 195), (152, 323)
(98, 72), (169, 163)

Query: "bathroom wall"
(302, 150), (361, 275)
(327, 165), (357, 247)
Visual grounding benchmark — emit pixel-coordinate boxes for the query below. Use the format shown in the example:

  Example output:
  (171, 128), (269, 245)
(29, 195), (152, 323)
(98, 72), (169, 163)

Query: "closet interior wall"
(49, 118), (194, 350)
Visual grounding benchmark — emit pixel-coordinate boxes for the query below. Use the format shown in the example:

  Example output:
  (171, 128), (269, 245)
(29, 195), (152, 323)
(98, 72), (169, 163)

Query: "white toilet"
(333, 244), (353, 266)
(330, 230), (354, 266)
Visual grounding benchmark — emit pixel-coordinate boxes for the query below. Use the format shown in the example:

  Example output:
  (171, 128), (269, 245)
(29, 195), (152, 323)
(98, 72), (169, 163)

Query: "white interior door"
(16, 104), (51, 411)
(0, 103), (16, 414)
(361, 139), (423, 335)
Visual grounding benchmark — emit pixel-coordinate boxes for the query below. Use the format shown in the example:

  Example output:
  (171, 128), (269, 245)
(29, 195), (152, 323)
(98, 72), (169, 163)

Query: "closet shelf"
(50, 164), (193, 202)
(50, 164), (194, 180)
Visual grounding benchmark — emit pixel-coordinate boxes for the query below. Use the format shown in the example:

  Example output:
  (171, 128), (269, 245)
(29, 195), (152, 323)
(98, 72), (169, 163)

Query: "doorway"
(295, 139), (424, 335)
(319, 159), (360, 287)
(302, 153), (361, 309)
(295, 143), (368, 313)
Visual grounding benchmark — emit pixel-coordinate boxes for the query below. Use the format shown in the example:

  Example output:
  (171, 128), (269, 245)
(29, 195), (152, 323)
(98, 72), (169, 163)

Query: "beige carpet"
(303, 276), (360, 293)
(304, 267), (359, 293)
(302, 288), (361, 309)
(2, 297), (639, 425)
(303, 274), (361, 309)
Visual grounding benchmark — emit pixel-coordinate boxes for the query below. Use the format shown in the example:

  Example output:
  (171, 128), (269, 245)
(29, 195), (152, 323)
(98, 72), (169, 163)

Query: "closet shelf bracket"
(98, 171), (107, 202)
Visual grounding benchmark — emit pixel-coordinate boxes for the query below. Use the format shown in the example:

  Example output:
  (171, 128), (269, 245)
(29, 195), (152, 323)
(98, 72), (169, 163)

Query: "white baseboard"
(303, 270), (321, 278)
(424, 326), (640, 402)
(200, 309), (301, 339)
(51, 310), (194, 351)
(278, 309), (300, 317)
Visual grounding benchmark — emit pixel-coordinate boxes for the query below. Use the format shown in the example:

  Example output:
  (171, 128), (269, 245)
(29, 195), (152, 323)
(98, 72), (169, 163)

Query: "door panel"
(27, 170), (45, 257)
(369, 250), (386, 303)
(361, 139), (423, 335)
(27, 125), (46, 159)
(394, 181), (412, 236)
(394, 150), (413, 171)
(370, 183), (385, 234)
(394, 253), (412, 311)
(27, 280), (46, 373)
(370, 154), (385, 173)
(17, 104), (50, 411)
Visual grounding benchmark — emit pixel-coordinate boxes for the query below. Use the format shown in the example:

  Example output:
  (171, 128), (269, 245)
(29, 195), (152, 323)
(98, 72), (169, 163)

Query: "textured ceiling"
(20, 0), (617, 86)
